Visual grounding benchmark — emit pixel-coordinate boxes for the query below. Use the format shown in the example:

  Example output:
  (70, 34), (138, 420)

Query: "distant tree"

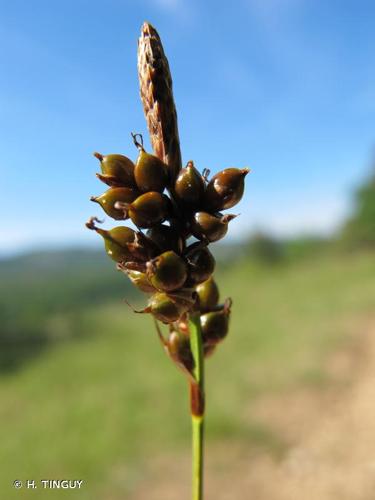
(247, 231), (284, 264)
(342, 169), (375, 248)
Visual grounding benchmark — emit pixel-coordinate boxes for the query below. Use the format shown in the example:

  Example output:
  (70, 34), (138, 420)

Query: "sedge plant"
(86, 22), (249, 500)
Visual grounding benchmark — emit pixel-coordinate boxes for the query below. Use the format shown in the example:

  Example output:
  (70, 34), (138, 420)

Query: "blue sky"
(1, 0), (374, 255)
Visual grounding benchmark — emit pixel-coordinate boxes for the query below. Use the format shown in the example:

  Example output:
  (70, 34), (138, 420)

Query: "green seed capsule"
(201, 301), (231, 345)
(196, 276), (219, 311)
(205, 168), (249, 210)
(126, 270), (156, 293)
(119, 192), (170, 228)
(191, 212), (236, 242)
(134, 149), (168, 192)
(91, 187), (139, 220)
(146, 224), (184, 253)
(100, 226), (136, 263)
(86, 219), (136, 263)
(147, 250), (187, 292)
(174, 161), (205, 206)
(94, 153), (136, 187)
(185, 243), (215, 285)
(149, 292), (191, 323)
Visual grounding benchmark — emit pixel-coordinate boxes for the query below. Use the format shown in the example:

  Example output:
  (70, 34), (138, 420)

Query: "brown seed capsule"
(91, 187), (139, 220)
(126, 269), (156, 293)
(148, 292), (191, 323)
(201, 299), (232, 345)
(116, 192), (170, 228)
(196, 276), (219, 312)
(167, 330), (194, 372)
(174, 161), (205, 206)
(147, 251), (188, 292)
(94, 153), (136, 187)
(134, 149), (168, 192)
(205, 168), (249, 210)
(86, 218), (136, 262)
(146, 224), (184, 253)
(185, 243), (215, 285)
(191, 212), (237, 242)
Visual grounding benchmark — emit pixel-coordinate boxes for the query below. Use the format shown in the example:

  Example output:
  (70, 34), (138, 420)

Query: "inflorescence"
(86, 133), (249, 376)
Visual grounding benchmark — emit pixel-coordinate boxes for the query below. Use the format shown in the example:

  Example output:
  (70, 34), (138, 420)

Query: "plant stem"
(191, 414), (204, 500)
(189, 312), (205, 500)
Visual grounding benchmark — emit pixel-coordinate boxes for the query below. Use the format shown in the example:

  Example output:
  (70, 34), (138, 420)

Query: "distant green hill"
(0, 248), (134, 308)
(1, 247), (110, 278)
(0, 248), (134, 372)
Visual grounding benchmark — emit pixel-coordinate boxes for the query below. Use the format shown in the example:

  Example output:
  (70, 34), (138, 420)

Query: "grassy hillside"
(0, 250), (374, 498)
(0, 249), (134, 371)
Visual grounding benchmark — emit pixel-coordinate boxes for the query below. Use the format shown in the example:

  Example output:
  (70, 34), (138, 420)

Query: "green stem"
(189, 312), (205, 500)
(191, 414), (204, 500)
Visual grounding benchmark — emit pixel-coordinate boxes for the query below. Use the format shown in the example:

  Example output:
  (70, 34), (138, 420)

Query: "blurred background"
(1, 1), (375, 499)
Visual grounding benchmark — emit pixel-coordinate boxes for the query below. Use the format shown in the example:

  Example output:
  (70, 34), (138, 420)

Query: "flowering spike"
(86, 22), (250, 499)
